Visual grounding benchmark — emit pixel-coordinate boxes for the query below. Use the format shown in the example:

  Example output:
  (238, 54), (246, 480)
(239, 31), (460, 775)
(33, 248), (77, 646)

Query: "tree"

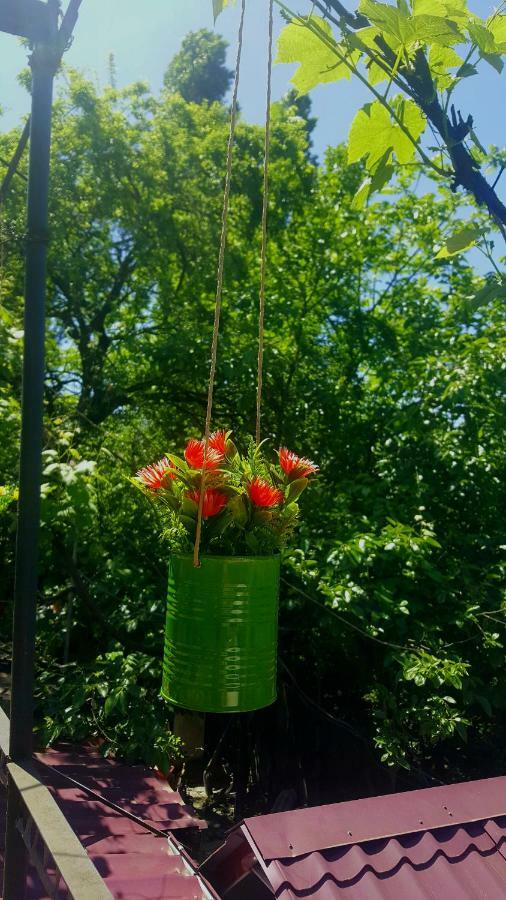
(164, 29), (233, 104)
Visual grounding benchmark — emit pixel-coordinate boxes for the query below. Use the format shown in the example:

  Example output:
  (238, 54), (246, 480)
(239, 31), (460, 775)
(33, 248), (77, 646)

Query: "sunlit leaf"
(468, 20), (497, 53)
(351, 152), (394, 208)
(435, 225), (481, 258)
(412, 0), (469, 19)
(488, 14), (506, 51)
(276, 15), (359, 95)
(359, 0), (463, 47)
(348, 97), (426, 170)
(411, 14), (463, 45)
(212, 0), (235, 23)
(428, 44), (463, 87)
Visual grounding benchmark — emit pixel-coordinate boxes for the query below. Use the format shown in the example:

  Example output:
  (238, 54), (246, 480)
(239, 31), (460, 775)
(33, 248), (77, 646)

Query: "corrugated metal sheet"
(0, 743), (216, 899)
(36, 744), (205, 833)
(201, 777), (506, 899)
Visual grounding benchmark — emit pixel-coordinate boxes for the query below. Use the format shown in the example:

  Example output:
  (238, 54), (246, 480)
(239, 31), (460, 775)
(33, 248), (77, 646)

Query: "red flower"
(185, 438), (223, 470)
(209, 429), (227, 456)
(187, 488), (228, 519)
(278, 447), (318, 480)
(137, 457), (175, 491)
(248, 477), (284, 508)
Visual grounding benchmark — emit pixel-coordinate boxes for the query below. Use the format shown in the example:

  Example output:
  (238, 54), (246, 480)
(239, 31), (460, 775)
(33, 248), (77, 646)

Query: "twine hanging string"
(193, 0), (247, 567)
(256, 0), (274, 447)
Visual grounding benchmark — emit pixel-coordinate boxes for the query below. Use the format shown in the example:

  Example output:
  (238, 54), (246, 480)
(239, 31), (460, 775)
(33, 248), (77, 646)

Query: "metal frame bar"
(0, 713), (112, 898)
(8, 7), (60, 763)
(7, 761), (113, 898)
(1, 1), (71, 895)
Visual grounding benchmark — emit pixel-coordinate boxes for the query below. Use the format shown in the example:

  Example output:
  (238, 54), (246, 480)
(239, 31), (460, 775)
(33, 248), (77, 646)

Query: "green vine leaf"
(412, 0), (469, 18)
(488, 15), (506, 52)
(482, 53), (504, 74)
(428, 45), (464, 88)
(435, 225), (482, 258)
(276, 15), (359, 95)
(348, 97), (426, 170)
(467, 277), (506, 311)
(212, 0), (235, 23)
(351, 153), (394, 208)
(468, 20), (497, 54)
(359, 0), (463, 49)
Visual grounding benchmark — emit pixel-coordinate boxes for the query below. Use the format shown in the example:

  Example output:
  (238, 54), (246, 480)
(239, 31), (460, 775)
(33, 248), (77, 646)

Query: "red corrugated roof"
(0, 743), (217, 899)
(201, 776), (506, 899)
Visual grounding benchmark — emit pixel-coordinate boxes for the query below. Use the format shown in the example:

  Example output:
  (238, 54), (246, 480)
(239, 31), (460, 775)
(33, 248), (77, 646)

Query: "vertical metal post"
(3, 4), (59, 896)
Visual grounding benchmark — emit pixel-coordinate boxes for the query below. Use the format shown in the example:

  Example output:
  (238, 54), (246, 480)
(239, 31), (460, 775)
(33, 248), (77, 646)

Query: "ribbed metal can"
(161, 554), (280, 713)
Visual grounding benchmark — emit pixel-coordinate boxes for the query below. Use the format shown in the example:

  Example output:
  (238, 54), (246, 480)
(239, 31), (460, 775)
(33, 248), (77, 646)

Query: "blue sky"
(0, 0), (504, 162)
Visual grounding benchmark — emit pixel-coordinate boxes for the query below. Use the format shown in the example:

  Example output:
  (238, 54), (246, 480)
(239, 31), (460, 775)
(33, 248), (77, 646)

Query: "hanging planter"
(162, 553), (280, 713)
(134, 433), (318, 713)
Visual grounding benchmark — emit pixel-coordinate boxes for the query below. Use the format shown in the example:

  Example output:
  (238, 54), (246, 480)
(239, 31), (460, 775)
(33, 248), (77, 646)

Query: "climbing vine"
(216, 0), (506, 298)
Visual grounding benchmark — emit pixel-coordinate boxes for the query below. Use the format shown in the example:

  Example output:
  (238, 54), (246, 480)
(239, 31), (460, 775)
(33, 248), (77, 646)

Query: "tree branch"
(279, 0), (506, 232)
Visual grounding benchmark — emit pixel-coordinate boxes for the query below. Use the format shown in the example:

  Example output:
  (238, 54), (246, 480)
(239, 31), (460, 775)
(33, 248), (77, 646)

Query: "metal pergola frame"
(0, 2), (112, 896)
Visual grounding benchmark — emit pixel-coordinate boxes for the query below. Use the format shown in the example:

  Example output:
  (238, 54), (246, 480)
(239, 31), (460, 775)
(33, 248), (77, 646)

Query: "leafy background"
(0, 5), (505, 804)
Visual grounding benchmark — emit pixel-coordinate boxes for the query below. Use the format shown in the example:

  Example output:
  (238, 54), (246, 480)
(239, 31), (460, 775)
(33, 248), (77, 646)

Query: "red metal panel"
(243, 775), (506, 859)
(1, 744), (215, 899)
(36, 744), (205, 832)
(201, 780), (506, 899)
(259, 822), (506, 898)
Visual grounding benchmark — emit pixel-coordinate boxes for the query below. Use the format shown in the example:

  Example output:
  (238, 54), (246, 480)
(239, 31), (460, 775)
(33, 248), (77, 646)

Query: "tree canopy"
(164, 29), (233, 104)
(0, 22), (505, 791)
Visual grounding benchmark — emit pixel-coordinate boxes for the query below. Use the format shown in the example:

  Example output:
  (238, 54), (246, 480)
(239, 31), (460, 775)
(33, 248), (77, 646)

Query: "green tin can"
(161, 553), (280, 713)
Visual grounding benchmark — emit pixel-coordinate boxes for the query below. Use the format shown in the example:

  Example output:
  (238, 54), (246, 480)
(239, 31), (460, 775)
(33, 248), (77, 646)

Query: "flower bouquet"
(135, 431), (318, 557)
(134, 432), (317, 713)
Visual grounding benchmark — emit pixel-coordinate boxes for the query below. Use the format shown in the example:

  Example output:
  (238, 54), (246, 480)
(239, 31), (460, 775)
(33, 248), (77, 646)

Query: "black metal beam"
(3, 3), (60, 896)
(0, 0), (54, 41)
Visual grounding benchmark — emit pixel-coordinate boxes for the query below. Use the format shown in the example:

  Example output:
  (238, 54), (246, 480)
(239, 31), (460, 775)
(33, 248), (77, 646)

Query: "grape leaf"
(212, 0), (235, 23)
(411, 14), (463, 46)
(428, 45), (464, 87)
(276, 16), (359, 95)
(412, 0), (469, 19)
(482, 53), (504, 73)
(367, 59), (389, 84)
(348, 98), (426, 170)
(359, 0), (463, 47)
(488, 14), (506, 51)
(359, 0), (404, 41)
(468, 21), (497, 53)
(351, 153), (395, 208)
(435, 225), (481, 258)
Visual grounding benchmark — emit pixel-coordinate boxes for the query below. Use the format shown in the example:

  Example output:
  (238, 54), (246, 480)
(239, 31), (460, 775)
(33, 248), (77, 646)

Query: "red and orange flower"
(278, 447), (319, 481)
(136, 457), (175, 491)
(134, 432), (317, 552)
(187, 488), (228, 519)
(208, 429), (227, 457)
(184, 438), (223, 471)
(248, 477), (284, 508)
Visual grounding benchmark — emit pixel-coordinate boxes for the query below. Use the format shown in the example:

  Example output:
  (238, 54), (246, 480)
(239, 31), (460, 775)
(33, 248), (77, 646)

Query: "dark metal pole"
(3, 3), (59, 895)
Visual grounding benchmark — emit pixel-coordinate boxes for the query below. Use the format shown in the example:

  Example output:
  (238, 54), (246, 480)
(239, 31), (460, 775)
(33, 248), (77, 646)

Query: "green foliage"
(276, 15), (358, 93)
(36, 650), (183, 772)
(274, 0), (506, 253)
(164, 29), (233, 104)
(435, 224), (482, 258)
(213, 0), (236, 23)
(347, 96), (426, 168)
(1, 30), (505, 779)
